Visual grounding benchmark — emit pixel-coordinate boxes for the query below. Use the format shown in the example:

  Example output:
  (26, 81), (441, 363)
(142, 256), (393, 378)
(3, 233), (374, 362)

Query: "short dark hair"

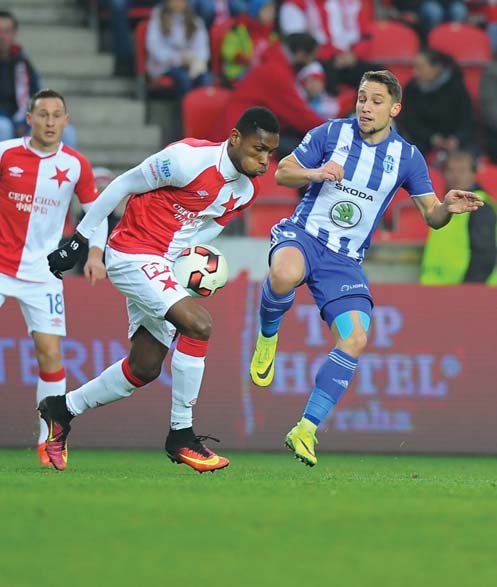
(0, 10), (18, 30)
(445, 149), (478, 173)
(235, 107), (279, 136)
(359, 70), (402, 103)
(285, 32), (318, 56)
(29, 89), (67, 113)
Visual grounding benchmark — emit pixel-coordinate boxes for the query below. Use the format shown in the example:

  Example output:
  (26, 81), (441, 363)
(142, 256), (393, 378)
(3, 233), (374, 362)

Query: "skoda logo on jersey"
(330, 201), (362, 228)
(383, 155), (395, 174)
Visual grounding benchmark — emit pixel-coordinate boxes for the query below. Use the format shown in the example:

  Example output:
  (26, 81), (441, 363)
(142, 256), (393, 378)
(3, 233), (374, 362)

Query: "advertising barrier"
(1, 275), (496, 453)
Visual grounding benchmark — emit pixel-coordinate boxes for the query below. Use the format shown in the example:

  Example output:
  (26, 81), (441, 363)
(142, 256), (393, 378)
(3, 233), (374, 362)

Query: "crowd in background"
(84, 1), (497, 167)
(3, 0), (497, 283)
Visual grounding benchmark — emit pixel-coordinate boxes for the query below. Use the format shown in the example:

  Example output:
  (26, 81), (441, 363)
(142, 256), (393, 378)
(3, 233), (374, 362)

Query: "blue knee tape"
(334, 311), (371, 339)
(334, 313), (355, 339)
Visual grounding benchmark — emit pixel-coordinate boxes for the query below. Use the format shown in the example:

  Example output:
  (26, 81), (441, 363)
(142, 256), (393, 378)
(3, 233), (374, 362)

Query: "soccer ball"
(174, 244), (229, 297)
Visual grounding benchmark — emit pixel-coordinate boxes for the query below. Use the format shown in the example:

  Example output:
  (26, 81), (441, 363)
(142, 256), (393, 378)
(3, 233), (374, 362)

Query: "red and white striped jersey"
(108, 139), (259, 260)
(0, 138), (98, 282)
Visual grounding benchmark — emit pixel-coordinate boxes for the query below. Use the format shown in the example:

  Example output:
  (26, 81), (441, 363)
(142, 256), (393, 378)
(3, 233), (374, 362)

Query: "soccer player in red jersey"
(40, 107), (280, 473)
(0, 89), (107, 465)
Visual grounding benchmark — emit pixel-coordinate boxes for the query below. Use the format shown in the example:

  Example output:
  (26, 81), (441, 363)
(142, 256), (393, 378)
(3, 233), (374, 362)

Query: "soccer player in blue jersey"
(249, 69), (484, 466)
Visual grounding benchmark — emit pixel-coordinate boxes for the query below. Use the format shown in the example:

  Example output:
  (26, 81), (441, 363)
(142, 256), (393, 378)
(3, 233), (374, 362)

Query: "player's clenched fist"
(47, 233), (86, 279)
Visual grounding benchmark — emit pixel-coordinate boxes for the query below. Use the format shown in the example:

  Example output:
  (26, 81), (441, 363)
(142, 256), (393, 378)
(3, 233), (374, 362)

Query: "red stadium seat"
(246, 160), (299, 237)
(428, 22), (492, 63)
(428, 23), (491, 108)
(476, 162), (497, 201)
(367, 20), (419, 86)
(392, 203), (429, 243)
(382, 166), (445, 228)
(182, 86), (232, 140)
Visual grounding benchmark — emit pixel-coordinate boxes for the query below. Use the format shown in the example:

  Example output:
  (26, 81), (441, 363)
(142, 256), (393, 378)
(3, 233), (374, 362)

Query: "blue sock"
(259, 277), (295, 337)
(303, 348), (358, 426)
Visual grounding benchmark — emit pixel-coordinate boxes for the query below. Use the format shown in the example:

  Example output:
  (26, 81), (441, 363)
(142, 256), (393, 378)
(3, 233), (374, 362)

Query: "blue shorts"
(270, 220), (373, 320)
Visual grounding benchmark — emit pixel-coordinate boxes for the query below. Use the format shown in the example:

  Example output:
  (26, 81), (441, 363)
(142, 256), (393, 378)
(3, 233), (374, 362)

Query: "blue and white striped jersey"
(291, 117), (434, 261)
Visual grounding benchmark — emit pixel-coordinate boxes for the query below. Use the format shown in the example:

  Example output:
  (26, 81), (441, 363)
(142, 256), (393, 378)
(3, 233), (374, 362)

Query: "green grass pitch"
(1, 449), (496, 587)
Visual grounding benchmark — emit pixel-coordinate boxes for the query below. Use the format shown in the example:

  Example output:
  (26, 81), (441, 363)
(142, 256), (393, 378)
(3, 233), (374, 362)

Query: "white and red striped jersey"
(0, 138), (98, 282)
(107, 139), (259, 260)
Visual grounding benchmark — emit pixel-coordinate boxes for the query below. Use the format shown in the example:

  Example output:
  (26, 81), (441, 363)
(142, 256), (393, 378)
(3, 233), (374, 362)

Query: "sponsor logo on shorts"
(340, 283), (368, 293)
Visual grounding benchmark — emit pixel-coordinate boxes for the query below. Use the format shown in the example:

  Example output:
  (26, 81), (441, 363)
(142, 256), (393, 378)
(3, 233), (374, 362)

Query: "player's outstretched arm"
(413, 190), (484, 229)
(276, 154), (344, 188)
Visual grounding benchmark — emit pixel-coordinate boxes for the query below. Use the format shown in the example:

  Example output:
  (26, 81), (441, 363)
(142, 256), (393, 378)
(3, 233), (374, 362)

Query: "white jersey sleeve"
(76, 165), (149, 239)
(81, 202), (108, 250)
(139, 142), (203, 190)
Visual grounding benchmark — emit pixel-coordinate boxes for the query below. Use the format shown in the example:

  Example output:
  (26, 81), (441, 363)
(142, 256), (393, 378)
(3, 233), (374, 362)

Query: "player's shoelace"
(191, 434), (220, 456)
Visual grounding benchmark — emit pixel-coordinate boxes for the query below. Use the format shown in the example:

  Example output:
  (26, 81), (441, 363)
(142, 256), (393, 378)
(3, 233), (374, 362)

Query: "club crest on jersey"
(383, 155), (395, 173)
(330, 201), (362, 228)
(8, 166), (24, 177)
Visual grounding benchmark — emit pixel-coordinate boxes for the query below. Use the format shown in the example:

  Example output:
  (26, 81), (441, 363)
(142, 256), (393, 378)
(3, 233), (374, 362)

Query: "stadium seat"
(182, 86), (232, 140)
(476, 162), (497, 201)
(391, 203), (429, 243)
(382, 166), (445, 228)
(428, 22), (492, 63)
(245, 160), (299, 237)
(89, 0), (154, 52)
(428, 23), (492, 107)
(367, 20), (419, 86)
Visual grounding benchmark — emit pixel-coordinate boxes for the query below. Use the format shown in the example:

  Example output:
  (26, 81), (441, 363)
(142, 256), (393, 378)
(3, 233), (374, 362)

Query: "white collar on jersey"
(218, 140), (240, 181)
(23, 136), (63, 158)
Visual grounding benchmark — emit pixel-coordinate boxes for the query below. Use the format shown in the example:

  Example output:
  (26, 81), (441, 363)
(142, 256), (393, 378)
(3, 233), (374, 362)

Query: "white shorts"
(0, 272), (66, 336)
(105, 246), (190, 347)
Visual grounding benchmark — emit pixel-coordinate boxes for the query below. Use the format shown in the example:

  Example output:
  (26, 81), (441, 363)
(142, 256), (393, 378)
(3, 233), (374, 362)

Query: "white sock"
(171, 349), (206, 430)
(66, 359), (145, 416)
(37, 369), (65, 444)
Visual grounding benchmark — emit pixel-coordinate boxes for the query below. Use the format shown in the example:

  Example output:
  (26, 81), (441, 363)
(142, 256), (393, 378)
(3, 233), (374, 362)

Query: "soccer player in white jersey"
(249, 70), (484, 467)
(40, 107), (280, 473)
(0, 89), (107, 465)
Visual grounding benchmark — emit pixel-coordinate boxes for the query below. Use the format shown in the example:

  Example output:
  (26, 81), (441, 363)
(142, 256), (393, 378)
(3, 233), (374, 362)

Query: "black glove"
(47, 233), (86, 279)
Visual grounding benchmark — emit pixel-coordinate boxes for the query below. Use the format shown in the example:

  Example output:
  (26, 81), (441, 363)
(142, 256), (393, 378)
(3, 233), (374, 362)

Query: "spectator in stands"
(220, 0), (278, 86)
(217, 33), (326, 157)
(102, 0), (155, 77)
(382, 1), (420, 28)
(419, 1), (468, 36)
(397, 48), (474, 160)
(480, 55), (497, 164)
(146, 0), (211, 96)
(0, 11), (39, 141)
(278, 0), (377, 95)
(420, 150), (497, 285)
(192, 0), (248, 28)
(296, 61), (341, 118)
(0, 10), (78, 147)
(385, 1), (468, 39)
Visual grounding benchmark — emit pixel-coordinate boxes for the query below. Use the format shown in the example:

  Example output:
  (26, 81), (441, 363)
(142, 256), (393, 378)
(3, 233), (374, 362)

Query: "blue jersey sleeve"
(292, 122), (331, 169)
(402, 145), (434, 196)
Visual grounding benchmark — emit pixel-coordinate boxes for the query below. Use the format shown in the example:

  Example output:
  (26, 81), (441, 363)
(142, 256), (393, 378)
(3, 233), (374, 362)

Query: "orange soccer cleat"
(38, 396), (73, 471)
(37, 442), (52, 467)
(165, 428), (230, 473)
